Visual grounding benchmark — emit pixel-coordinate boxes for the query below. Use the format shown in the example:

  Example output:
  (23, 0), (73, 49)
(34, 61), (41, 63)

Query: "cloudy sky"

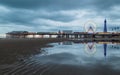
(0, 0), (120, 36)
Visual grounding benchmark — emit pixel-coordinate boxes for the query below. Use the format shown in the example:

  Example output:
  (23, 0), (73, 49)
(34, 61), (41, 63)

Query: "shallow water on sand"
(0, 41), (120, 75)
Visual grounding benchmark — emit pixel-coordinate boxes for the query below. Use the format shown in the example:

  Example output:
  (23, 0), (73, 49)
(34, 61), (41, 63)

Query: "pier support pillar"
(41, 35), (44, 38)
(33, 35), (36, 38)
(75, 35), (78, 38)
(49, 35), (52, 38)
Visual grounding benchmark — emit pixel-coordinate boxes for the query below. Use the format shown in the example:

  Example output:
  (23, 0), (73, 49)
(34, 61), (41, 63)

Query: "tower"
(104, 19), (107, 32)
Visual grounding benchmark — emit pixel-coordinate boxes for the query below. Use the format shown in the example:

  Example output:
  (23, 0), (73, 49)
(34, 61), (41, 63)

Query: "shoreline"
(0, 38), (120, 64)
(0, 38), (68, 48)
(0, 38), (68, 64)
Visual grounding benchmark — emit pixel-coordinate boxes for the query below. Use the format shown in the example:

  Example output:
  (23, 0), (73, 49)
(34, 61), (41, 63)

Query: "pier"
(6, 31), (120, 41)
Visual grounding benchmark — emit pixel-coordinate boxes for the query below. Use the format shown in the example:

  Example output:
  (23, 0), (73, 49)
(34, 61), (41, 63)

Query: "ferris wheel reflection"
(85, 42), (107, 58)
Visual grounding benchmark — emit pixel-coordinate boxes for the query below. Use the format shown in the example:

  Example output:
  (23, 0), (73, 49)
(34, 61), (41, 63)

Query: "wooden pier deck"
(6, 31), (120, 40)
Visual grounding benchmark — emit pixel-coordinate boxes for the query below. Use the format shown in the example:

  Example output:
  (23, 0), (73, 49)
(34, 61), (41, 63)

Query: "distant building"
(6, 31), (29, 38)
(104, 19), (107, 32)
(62, 30), (73, 33)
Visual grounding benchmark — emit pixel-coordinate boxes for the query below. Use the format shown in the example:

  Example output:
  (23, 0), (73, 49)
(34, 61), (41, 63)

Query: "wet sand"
(0, 38), (120, 75)
(0, 38), (67, 64)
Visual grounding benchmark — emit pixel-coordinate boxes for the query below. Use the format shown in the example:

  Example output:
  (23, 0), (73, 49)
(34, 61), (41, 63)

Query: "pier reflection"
(59, 41), (120, 59)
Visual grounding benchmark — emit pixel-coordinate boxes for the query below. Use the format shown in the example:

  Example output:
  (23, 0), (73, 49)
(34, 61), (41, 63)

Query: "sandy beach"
(0, 38), (120, 75)
(0, 38), (67, 64)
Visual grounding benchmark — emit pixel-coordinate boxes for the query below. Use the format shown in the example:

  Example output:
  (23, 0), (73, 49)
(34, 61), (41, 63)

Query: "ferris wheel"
(84, 21), (97, 33)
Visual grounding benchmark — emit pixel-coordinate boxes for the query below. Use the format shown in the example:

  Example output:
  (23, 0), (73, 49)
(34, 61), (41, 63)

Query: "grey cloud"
(0, 0), (90, 10)
(0, 0), (120, 34)
(93, 0), (120, 9)
(1, 0), (120, 21)
(0, 0), (120, 11)
(0, 9), (34, 25)
(40, 12), (76, 22)
(45, 16), (74, 22)
(0, 7), (76, 26)
(0, 0), (67, 10)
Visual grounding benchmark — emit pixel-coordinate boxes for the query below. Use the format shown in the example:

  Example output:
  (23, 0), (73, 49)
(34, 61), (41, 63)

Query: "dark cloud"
(94, 0), (120, 9)
(40, 13), (76, 22)
(0, 0), (83, 10)
(0, 10), (34, 25)
(0, 0), (120, 34)
(0, 0), (104, 11)
(0, 0), (120, 11)
(0, 7), (76, 26)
